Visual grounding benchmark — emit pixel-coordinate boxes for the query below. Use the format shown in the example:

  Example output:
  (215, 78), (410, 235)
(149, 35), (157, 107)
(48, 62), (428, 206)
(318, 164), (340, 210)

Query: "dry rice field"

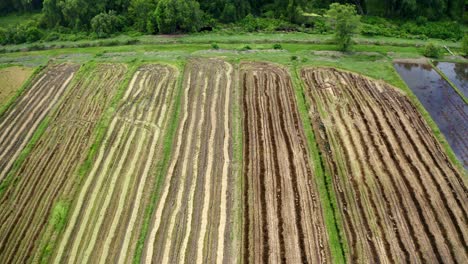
(301, 67), (468, 263)
(0, 66), (34, 105)
(53, 64), (178, 264)
(141, 58), (237, 264)
(0, 63), (126, 263)
(241, 62), (331, 264)
(0, 64), (78, 182)
(0, 59), (466, 264)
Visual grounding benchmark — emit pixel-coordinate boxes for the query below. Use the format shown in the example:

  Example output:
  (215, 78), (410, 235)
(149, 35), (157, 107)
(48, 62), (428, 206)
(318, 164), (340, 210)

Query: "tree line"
(0, 0), (465, 34)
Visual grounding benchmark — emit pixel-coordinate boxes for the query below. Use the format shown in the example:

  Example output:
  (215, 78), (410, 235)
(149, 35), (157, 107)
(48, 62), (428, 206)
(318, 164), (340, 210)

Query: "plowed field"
(242, 62), (331, 263)
(0, 64), (78, 181)
(142, 58), (237, 264)
(0, 63), (127, 263)
(53, 64), (178, 264)
(301, 67), (468, 263)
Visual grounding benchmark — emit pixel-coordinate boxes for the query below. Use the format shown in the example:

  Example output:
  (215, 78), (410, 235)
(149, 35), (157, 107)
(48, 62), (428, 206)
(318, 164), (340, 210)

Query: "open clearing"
(142, 58), (237, 264)
(0, 55), (465, 264)
(301, 67), (468, 263)
(242, 62), (331, 263)
(0, 63), (78, 182)
(0, 66), (34, 106)
(52, 64), (178, 264)
(0, 63), (127, 263)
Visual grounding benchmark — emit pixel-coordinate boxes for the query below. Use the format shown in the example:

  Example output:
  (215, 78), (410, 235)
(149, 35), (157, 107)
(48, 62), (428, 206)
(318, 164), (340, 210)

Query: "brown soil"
(0, 64), (78, 182)
(241, 62), (331, 264)
(301, 67), (468, 263)
(0, 63), (127, 263)
(52, 64), (179, 264)
(0, 66), (34, 106)
(142, 58), (237, 264)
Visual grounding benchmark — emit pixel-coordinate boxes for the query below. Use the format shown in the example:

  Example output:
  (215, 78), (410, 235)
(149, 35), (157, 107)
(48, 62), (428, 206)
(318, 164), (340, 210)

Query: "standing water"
(394, 62), (468, 170)
(435, 62), (468, 98)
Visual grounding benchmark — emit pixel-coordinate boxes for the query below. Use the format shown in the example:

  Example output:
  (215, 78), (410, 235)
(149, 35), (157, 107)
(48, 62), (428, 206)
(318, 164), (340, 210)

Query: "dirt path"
(0, 63), (126, 263)
(241, 62), (331, 264)
(301, 67), (468, 263)
(0, 64), (78, 182)
(143, 58), (236, 263)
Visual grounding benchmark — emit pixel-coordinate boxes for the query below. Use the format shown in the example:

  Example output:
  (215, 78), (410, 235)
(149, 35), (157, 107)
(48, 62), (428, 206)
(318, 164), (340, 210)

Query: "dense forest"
(0, 0), (466, 45)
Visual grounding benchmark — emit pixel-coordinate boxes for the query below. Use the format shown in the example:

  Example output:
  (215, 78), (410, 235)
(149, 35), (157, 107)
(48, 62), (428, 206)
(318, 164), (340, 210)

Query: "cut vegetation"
(0, 64), (78, 182)
(142, 58), (238, 264)
(241, 62), (332, 263)
(301, 67), (468, 263)
(53, 64), (178, 264)
(0, 63), (126, 263)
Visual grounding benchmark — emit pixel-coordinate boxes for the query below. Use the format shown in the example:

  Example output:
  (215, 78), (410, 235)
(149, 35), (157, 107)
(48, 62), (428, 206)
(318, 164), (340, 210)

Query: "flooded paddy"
(394, 62), (468, 170)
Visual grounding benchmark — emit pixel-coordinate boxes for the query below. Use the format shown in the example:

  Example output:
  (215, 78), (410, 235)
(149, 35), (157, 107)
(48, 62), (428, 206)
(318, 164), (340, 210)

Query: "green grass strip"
(429, 60), (468, 105)
(0, 65), (44, 118)
(290, 64), (347, 264)
(132, 61), (186, 264)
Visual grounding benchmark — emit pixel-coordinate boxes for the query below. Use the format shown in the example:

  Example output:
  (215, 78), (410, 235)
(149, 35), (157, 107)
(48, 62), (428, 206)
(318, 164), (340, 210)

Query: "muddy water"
(435, 62), (468, 98)
(394, 62), (468, 170)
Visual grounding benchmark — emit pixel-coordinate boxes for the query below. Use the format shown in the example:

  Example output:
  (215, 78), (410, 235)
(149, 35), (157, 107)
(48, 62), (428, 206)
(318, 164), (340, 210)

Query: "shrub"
(0, 27), (7, 45)
(211, 43), (219, 49)
(44, 32), (60, 41)
(241, 45), (251, 51)
(423, 43), (441, 58)
(273, 43), (282, 50)
(25, 27), (44, 43)
(462, 35), (468, 57)
(291, 55), (298, 61)
(91, 11), (123, 38)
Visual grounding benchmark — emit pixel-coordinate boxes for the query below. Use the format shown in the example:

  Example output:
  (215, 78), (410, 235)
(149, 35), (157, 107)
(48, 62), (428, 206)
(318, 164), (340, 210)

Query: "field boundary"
(291, 64), (347, 264)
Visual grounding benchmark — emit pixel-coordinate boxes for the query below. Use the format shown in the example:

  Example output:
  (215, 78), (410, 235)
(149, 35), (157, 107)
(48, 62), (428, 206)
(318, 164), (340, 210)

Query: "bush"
(211, 43), (219, 49)
(462, 35), (468, 57)
(241, 45), (251, 51)
(290, 55), (298, 61)
(273, 43), (282, 50)
(423, 43), (441, 58)
(91, 11), (123, 38)
(44, 32), (60, 41)
(25, 27), (44, 43)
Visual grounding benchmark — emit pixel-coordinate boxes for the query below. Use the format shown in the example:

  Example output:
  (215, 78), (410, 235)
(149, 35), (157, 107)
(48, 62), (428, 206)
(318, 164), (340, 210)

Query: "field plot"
(0, 66), (34, 106)
(0, 63), (127, 263)
(53, 64), (178, 264)
(0, 63), (78, 182)
(142, 59), (236, 264)
(301, 67), (468, 263)
(242, 62), (331, 263)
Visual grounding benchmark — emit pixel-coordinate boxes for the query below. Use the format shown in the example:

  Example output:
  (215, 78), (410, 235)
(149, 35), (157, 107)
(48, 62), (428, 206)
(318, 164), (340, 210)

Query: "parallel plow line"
(0, 63), (127, 263)
(301, 67), (468, 263)
(0, 63), (78, 182)
(143, 59), (234, 264)
(242, 62), (331, 264)
(53, 64), (177, 264)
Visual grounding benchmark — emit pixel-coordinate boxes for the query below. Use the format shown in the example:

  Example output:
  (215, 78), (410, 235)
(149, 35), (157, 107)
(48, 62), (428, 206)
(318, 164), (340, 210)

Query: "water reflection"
(394, 62), (468, 170)
(434, 62), (468, 98)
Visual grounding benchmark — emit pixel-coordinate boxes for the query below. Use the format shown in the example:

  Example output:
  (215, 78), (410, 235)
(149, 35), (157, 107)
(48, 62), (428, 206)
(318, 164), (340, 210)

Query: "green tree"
(128, 0), (157, 33)
(326, 3), (361, 51)
(91, 11), (123, 38)
(154, 0), (202, 34)
(462, 34), (468, 56)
